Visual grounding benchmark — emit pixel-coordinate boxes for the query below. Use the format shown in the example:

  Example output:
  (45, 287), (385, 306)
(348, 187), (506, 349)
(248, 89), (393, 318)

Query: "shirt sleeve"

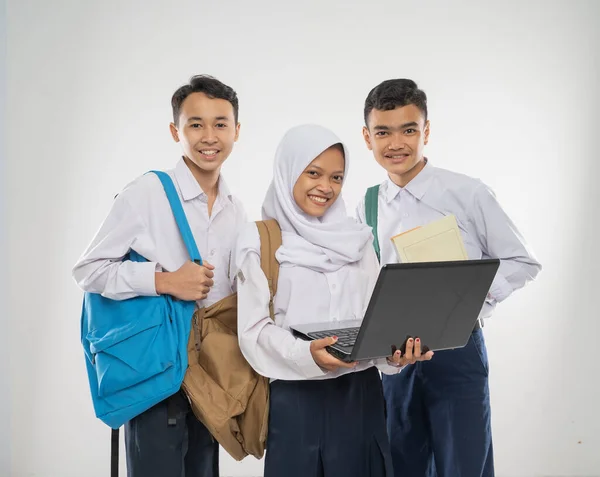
(229, 198), (250, 293)
(471, 182), (542, 304)
(355, 195), (366, 224)
(237, 248), (328, 381)
(71, 192), (160, 301)
(374, 357), (405, 375)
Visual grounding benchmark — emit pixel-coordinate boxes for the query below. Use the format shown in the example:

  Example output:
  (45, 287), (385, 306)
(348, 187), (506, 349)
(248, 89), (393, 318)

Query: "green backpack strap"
(365, 185), (381, 262)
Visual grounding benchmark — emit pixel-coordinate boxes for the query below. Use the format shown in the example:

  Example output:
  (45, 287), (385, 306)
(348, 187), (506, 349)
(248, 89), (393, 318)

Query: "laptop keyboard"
(307, 327), (360, 349)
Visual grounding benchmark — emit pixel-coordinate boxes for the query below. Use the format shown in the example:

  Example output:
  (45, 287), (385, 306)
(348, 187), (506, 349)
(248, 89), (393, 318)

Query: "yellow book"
(390, 215), (468, 263)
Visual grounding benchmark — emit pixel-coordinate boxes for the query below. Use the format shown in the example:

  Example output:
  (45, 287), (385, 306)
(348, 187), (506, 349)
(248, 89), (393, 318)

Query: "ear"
(169, 122), (180, 143)
(423, 120), (430, 145)
(234, 122), (241, 142)
(362, 126), (373, 151)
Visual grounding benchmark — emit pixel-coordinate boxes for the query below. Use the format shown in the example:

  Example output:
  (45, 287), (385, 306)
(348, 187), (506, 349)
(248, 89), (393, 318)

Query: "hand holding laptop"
(292, 257), (499, 365)
(310, 336), (359, 371)
(388, 337), (434, 367)
(310, 335), (433, 372)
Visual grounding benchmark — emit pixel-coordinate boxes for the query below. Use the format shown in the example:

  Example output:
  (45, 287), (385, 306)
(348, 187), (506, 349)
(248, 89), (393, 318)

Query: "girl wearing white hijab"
(234, 124), (432, 476)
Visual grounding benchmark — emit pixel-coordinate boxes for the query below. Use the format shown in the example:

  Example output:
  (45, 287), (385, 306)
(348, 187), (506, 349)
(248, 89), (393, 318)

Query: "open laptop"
(290, 259), (500, 362)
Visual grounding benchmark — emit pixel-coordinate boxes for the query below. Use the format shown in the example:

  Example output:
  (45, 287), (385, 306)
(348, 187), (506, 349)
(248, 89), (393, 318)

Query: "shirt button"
(210, 249), (216, 256)
(403, 213), (409, 218)
(332, 284), (337, 290)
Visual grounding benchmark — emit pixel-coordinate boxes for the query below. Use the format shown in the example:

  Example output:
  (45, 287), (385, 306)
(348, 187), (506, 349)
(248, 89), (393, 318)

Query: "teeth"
(309, 195), (327, 203)
(200, 150), (218, 155)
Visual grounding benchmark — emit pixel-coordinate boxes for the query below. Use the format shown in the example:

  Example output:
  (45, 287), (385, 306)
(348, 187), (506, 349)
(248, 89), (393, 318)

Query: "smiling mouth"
(198, 149), (220, 159)
(385, 153), (410, 163)
(308, 194), (330, 205)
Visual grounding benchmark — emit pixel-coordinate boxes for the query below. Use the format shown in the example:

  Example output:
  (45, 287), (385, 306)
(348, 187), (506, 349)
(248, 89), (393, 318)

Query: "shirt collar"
(174, 157), (233, 202)
(384, 159), (434, 203)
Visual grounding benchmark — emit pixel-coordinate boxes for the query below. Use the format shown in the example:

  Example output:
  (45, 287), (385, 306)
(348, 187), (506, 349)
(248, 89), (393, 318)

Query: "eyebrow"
(307, 165), (345, 174)
(187, 116), (231, 122)
(373, 121), (419, 131)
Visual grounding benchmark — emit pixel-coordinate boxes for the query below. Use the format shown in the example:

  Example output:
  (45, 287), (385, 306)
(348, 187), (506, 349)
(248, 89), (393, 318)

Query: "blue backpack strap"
(148, 170), (203, 265)
(365, 185), (380, 262)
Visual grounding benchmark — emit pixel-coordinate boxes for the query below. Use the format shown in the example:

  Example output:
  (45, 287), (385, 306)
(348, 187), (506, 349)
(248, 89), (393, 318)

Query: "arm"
(471, 182), (542, 304)
(72, 193), (159, 301)
(229, 198), (249, 293)
(375, 357), (404, 375)
(237, 250), (328, 380)
(355, 196), (366, 224)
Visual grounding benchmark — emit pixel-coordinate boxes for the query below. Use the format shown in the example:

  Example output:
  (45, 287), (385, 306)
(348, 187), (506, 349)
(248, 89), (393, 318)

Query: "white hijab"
(261, 124), (373, 273)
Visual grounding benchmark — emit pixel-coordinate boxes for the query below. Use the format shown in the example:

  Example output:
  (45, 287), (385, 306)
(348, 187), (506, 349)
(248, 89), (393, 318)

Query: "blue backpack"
(80, 170), (202, 430)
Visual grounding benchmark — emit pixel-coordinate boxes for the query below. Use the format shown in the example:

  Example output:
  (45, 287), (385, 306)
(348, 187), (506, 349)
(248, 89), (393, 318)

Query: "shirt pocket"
(463, 237), (482, 260)
(454, 217), (483, 260)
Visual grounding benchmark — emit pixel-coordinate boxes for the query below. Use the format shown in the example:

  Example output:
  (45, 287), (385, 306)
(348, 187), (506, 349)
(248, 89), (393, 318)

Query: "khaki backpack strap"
(255, 219), (282, 320)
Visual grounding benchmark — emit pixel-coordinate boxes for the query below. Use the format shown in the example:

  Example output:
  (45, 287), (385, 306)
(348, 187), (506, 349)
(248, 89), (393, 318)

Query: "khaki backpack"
(182, 219), (282, 461)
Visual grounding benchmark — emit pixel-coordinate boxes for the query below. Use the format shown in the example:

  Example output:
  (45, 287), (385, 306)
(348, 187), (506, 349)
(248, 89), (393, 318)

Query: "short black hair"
(364, 79), (427, 126)
(171, 74), (239, 126)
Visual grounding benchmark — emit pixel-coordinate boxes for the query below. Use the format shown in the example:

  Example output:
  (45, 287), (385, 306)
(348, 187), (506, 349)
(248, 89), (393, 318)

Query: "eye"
(215, 123), (227, 128)
(333, 175), (344, 183)
(375, 131), (388, 137)
(404, 129), (416, 134)
(190, 123), (201, 129)
(307, 170), (319, 177)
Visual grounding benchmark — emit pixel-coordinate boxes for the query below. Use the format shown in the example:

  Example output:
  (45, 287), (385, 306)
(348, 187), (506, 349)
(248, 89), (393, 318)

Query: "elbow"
(238, 333), (265, 376)
(526, 258), (543, 282)
(532, 262), (542, 280)
(71, 261), (107, 295)
(71, 263), (91, 292)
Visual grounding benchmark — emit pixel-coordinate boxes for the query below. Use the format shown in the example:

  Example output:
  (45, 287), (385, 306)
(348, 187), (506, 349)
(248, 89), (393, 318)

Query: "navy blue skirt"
(264, 367), (393, 477)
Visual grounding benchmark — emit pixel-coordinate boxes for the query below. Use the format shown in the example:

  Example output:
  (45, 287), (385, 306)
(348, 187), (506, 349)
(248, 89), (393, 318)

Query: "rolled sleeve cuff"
(488, 273), (513, 303)
(131, 262), (161, 296)
(290, 339), (328, 379)
(375, 357), (405, 375)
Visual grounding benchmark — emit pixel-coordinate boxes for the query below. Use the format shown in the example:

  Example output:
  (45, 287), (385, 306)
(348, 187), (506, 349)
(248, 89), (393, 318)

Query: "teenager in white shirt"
(357, 79), (542, 477)
(72, 75), (246, 477)
(234, 124), (433, 477)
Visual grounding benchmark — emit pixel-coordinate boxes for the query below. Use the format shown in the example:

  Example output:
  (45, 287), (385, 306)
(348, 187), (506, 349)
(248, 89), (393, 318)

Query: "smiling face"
(292, 144), (345, 218)
(169, 92), (240, 173)
(363, 103), (430, 187)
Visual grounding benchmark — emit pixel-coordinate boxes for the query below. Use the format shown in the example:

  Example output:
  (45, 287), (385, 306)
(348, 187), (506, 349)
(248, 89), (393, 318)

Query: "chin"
(191, 158), (225, 172)
(390, 165), (412, 176)
(303, 205), (327, 218)
(389, 162), (418, 176)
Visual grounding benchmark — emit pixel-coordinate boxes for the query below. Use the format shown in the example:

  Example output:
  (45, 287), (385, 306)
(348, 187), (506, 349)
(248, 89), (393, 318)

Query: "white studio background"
(0, 0), (9, 475)
(5, 0), (600, 476)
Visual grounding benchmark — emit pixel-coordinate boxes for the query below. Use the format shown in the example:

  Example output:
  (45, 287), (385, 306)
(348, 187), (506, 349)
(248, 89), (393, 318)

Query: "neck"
(389, 157), (426, 188)
(183, 156), (219, 197)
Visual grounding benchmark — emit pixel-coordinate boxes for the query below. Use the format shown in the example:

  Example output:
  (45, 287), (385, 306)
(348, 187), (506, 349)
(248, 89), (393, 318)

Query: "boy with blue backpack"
(72, 74), (247, 477)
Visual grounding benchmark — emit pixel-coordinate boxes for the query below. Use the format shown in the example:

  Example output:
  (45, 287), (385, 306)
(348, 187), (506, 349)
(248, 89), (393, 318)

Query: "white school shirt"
(72, 158), (247, 307)
(356, 160), (542, 319)
(234, 222), (402, 382)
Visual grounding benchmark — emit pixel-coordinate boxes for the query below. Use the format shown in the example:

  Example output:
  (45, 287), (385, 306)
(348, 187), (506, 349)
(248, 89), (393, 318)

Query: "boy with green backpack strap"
(357, 79), (542, 477)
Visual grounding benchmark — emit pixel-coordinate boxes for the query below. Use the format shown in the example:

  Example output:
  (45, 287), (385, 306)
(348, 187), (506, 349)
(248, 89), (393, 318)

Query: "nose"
(315, 180), (333, 196)
(201, 127), (218, 144)
(388, 133), (406, 151)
